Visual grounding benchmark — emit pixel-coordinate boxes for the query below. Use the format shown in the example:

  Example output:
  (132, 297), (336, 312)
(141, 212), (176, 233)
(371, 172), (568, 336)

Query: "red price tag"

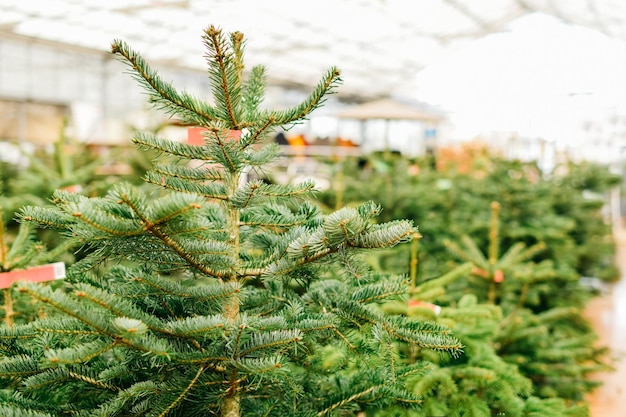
(0, 262), (66, 289)
(60, 184), (83, 193)
(187, 128), (241, 145)
(408, 299), (442, 315)
(187, 127), (207, 145)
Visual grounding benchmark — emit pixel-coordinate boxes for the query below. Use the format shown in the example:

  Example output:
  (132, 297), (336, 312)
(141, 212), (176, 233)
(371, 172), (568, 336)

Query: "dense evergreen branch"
(157, 365), (205, 417)
(118, 191), (231, 278)
(16, 284), (171, 357)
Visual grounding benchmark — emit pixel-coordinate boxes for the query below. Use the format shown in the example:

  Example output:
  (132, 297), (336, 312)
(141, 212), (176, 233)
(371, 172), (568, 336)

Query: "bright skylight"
(416, 13), (626, 145)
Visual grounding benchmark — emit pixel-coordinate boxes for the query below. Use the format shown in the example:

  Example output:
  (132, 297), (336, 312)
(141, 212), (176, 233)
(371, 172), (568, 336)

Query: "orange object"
(287, 134), (308, 147)
(336, 137), (358, 147)
(0, 262), (66, 289)
(435, 141), (493, 177)
(494, 270), (504, 283)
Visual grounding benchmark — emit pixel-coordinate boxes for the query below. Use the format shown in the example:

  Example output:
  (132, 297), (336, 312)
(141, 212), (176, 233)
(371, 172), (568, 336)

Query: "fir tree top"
(111, 25), (341, 134)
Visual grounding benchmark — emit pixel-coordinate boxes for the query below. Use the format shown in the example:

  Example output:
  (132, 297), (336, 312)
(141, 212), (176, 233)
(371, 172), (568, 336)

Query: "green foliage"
(379, 269), (592, 417)
(442, 202), (609, 401)
(0, 25), (462, 417)
(328, 179), (610, 417)
(320, 154), (620, 284)
(0, 121), (143, 269)
(0, 207), (78, 327)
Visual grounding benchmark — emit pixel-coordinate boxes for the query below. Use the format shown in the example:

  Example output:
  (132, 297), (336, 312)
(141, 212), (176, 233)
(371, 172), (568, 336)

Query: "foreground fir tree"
(0, 26), (462, 416)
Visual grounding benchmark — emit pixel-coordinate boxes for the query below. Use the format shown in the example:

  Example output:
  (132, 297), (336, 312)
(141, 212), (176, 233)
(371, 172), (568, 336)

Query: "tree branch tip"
(205, 25), (221, 37)
(110, 41), (121, 54)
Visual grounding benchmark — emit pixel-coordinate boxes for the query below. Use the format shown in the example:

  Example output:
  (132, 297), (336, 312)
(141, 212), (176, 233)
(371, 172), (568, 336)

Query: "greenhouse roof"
(1, 0), (626, 100)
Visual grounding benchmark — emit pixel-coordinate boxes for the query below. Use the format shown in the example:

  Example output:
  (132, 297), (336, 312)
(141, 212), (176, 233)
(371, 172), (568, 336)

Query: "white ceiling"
(2, 0), (626, 100)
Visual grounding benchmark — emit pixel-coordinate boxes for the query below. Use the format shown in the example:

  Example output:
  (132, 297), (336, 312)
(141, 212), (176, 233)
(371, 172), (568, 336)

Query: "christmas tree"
(377, 220), (593, 416)
(441, 202), (609, 410)
(0, 26), (462, 416)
